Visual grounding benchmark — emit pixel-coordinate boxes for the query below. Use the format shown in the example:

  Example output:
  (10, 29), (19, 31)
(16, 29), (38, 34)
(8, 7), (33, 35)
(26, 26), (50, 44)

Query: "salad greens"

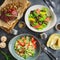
(28, 7), (52, 30)
(14, 36), (37, 59)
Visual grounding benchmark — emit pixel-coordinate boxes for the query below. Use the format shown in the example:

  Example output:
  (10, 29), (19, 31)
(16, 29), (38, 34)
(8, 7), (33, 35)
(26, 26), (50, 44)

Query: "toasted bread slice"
(0, 0), (31, 33)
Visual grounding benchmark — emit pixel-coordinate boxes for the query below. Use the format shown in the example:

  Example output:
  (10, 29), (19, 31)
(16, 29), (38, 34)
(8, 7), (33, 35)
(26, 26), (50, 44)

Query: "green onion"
(0, 50), (9, 60)
(0, 50), (14, 60)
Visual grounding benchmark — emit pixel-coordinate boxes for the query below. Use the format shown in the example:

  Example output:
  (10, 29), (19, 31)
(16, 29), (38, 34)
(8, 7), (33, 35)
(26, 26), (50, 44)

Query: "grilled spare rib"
(0, 0), (31, 33)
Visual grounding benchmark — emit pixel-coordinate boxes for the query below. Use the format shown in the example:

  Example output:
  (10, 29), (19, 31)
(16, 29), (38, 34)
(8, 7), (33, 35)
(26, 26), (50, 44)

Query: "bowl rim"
(8, 33), (41, 60)
(25, 4), (57, 32)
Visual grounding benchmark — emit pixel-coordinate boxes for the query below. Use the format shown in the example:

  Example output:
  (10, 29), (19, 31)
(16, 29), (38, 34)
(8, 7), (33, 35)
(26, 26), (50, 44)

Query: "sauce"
(57, 24), (60, 30)
(18, 21), (25, 28)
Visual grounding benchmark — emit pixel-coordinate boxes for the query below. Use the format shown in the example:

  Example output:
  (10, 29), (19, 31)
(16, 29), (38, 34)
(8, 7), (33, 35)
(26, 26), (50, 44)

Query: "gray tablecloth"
(0, 0), (60, 60)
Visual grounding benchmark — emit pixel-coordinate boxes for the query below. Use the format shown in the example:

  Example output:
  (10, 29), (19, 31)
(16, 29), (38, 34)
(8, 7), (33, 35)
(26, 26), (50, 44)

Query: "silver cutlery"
(41, 44), (58, 60)
(43, 0), (55, 9)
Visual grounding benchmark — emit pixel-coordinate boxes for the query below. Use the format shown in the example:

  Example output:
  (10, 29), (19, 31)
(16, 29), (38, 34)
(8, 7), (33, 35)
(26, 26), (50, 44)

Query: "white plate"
(25, 5), (57, 32)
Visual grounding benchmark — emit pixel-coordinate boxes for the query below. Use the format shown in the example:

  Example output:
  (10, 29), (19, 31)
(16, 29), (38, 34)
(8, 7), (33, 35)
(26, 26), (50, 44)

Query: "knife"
(41, 44), (58, 60)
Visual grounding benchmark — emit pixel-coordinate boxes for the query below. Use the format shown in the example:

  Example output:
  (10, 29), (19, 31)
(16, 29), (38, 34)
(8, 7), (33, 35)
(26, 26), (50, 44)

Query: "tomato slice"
(33, 24), (40, 29)
(32, 43), (37, 49)
(31, 37), (37, 49)
(27, 42), (30, 48)
(36, 9), (40, 14)
(33, 40), (37, 44)
(31, 37), (37, 44)
(21, 37), (25, 40)
(45, 17), (50, 22)
(24, 39), (26, 44)
(31, 37), (35, 42)
(18, 40), (25, 47)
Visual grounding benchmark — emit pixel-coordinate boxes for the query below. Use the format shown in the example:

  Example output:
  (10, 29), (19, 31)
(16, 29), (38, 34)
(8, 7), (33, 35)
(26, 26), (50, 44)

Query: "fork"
(41, 44), (58, 60)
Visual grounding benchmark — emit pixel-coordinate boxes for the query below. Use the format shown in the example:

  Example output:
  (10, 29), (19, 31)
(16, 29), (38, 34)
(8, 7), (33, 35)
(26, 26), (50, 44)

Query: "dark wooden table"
(0, 0), (60, 60)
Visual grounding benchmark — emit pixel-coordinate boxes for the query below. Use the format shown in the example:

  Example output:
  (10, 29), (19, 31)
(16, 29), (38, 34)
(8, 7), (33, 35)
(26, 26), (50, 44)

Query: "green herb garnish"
(5, 13), (12, 17)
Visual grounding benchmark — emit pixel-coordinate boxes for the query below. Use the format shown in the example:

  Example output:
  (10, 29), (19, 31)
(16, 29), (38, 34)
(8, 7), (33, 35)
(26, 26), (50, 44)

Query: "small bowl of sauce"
(18, 21), (26, 29)
(55, 23), (60, 31)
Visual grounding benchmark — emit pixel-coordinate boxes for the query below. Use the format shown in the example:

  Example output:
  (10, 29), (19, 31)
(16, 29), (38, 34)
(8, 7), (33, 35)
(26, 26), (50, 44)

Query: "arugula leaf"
(5, 13), (12, 17)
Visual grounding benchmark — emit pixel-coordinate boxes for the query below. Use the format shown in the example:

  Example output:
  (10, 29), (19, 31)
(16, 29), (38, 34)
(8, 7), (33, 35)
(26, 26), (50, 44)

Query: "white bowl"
(25, 5), (57, 32)
(8, 34), (41, 60)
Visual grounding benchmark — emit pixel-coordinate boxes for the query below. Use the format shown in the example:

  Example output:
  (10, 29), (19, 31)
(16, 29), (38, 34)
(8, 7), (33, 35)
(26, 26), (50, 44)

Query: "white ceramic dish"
(25, 5), (57, 32)
(8, 34), (41, 60)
